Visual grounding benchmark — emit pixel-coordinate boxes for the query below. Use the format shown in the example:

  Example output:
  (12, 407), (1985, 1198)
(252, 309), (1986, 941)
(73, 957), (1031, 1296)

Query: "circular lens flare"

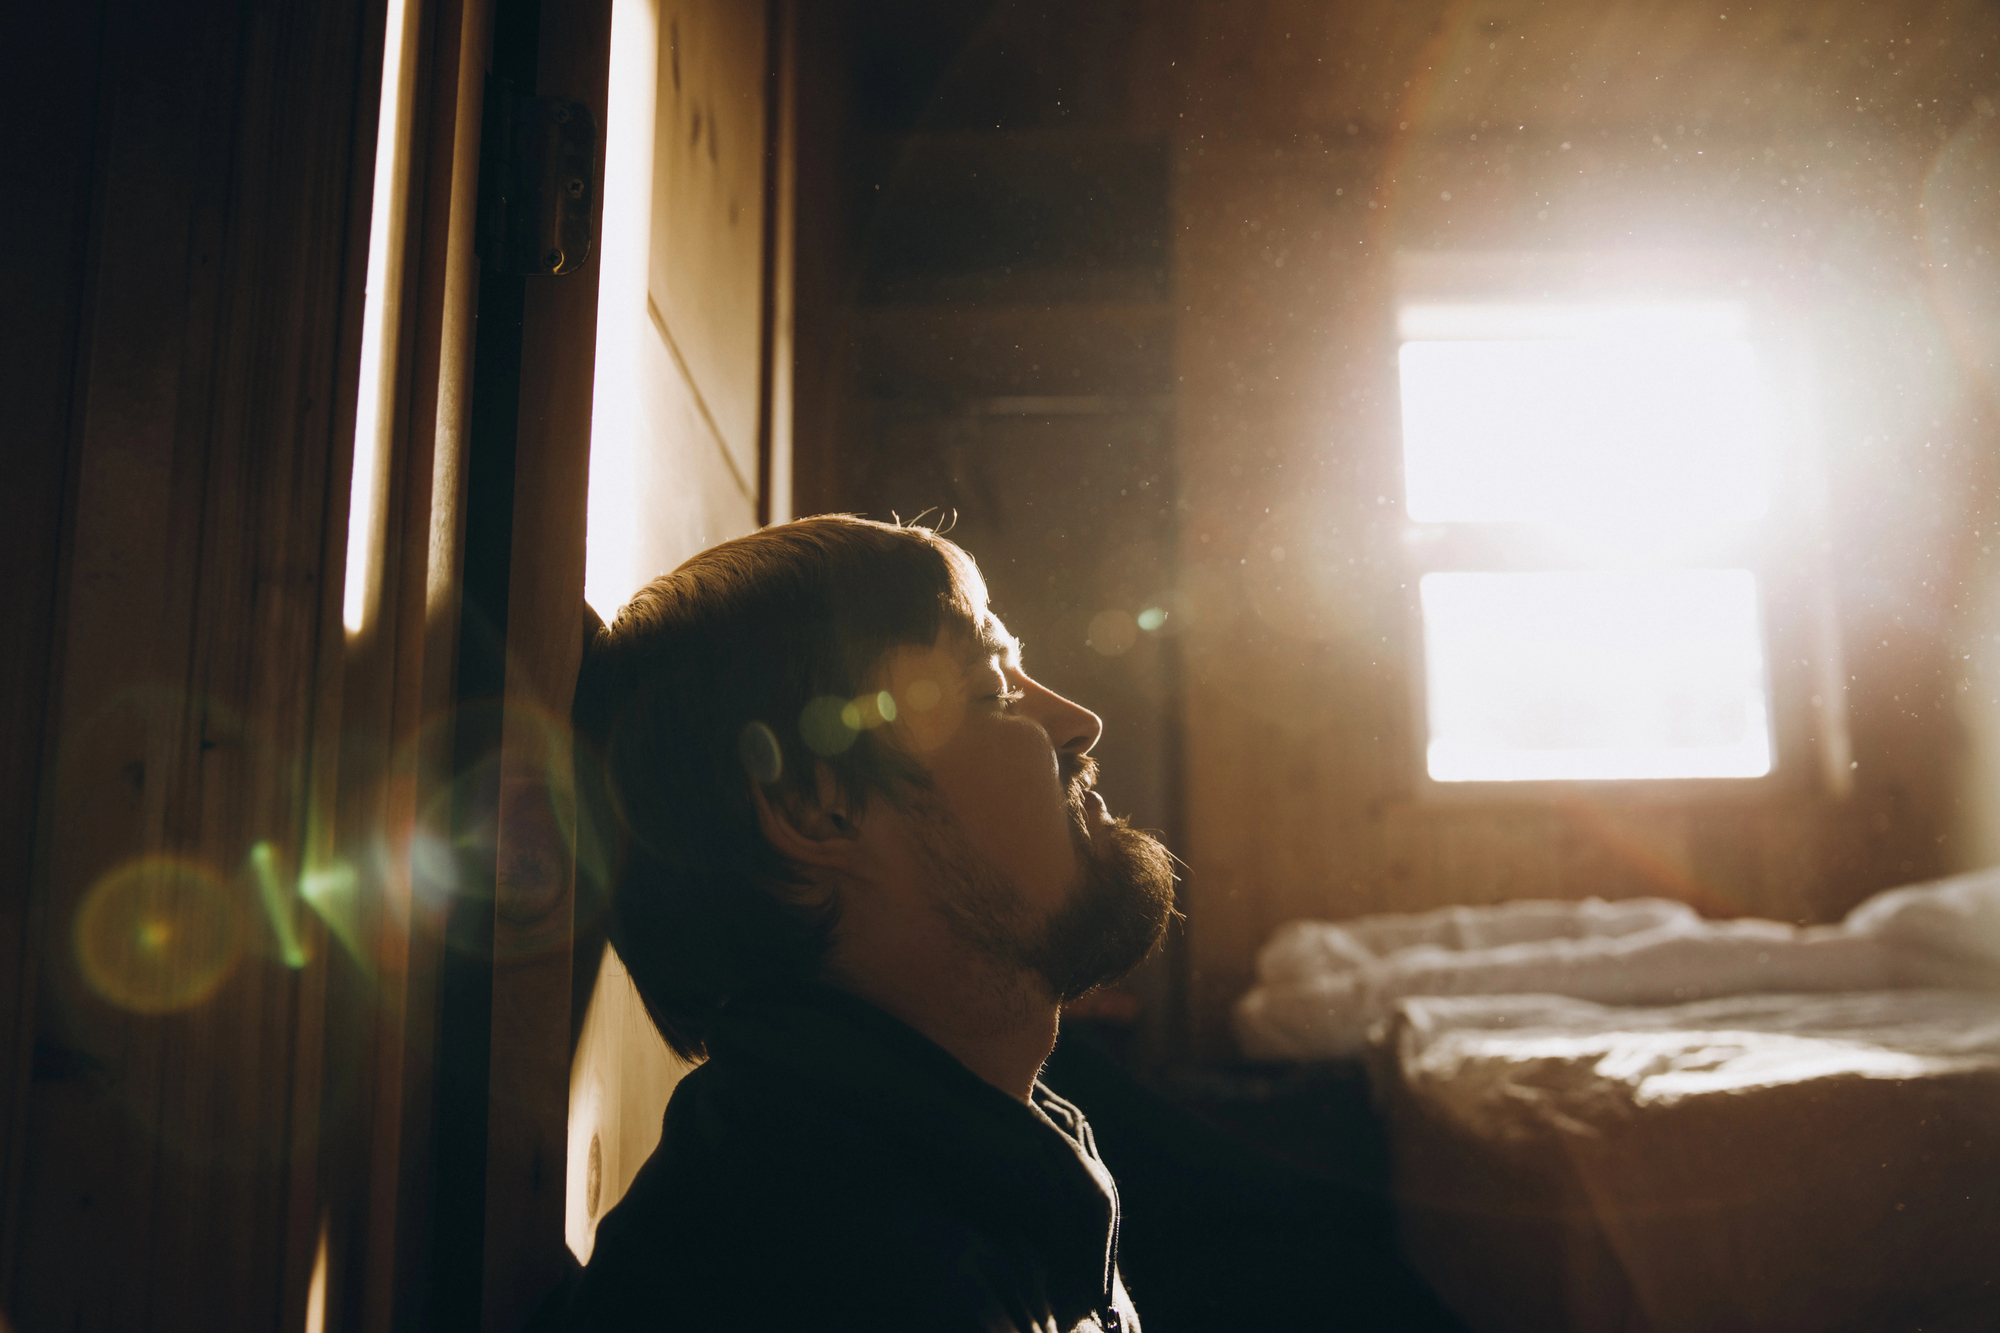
(74, 856), (245, 1014)
(800, 696), (860, 756)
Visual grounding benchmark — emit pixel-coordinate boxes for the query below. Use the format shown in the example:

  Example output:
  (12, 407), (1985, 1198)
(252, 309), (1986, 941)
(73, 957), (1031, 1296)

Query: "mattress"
(1377, 989), (2000, 1333)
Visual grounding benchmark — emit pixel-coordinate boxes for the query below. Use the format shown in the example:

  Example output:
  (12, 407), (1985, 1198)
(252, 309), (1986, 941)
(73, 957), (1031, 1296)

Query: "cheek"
(959, 730), (1075, 877)
(880, 648), (968, 754)
(894, 696), (966, 755)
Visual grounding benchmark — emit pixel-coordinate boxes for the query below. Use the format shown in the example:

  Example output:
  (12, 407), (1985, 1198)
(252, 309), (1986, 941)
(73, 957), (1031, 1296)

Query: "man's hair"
(572, 515), (986, 1059)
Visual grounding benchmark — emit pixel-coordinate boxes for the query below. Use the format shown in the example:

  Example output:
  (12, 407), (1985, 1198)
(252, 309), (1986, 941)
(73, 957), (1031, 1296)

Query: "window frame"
(1391, 250), (1852, 807)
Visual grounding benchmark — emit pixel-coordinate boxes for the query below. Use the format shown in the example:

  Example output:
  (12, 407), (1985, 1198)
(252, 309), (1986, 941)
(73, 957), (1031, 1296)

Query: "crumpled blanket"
(1234, 866), (2000, 1059)
(1382, 988), (2000, 1141)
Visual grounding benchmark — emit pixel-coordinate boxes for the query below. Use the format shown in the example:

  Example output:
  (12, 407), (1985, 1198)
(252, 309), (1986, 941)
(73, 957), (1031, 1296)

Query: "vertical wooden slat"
(479, 0), (614, 1323)
(757, 0), (797, 527)
(384, 3), (495, 1328)
(0, 0), (105, 1304)
(15, 5), (212, 1314)
(306, 0), (502, 1326)
(345, 0), (495, 1326)
(5, 0), (386, 1326)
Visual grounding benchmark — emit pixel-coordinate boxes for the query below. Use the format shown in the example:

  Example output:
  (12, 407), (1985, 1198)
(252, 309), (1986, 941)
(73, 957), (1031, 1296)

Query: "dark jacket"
(567, 983), (1140, 1332)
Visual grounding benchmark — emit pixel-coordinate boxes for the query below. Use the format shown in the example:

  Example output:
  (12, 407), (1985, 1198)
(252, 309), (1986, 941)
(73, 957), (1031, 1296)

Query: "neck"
(824, 901), (1059, 1103)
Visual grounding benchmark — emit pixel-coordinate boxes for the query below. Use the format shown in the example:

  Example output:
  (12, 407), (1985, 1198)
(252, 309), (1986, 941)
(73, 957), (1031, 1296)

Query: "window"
(1396, 288), (1813, 787)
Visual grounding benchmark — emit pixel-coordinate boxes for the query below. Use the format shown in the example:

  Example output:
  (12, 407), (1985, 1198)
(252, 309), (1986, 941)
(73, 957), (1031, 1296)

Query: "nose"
(1021, 674), (1102, 757)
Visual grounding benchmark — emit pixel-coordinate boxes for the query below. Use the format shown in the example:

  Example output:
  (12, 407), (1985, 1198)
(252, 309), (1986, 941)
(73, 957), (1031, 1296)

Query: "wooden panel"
(643, 309), (763, 548)
(1178, 0), (1999, 138)
(564, 947), (692, 1262)
(786, 0), (863, 520)
(0, 0), (104, 1297)
(329, 0), (490, 1328)
(476, 0), (615, 1326)
(856, 303), (1174, 398)
(761, 0), (797, 525)
(561, 0), (787, 1254)
(557, 293), (754, 1265)
(5, 0), (383, 1325)
(649, 0), (770, 486)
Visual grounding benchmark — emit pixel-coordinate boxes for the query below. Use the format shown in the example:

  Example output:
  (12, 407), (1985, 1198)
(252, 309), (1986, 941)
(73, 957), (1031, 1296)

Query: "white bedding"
(1234, 867), (2000, 1059)
(1384, 988), (2000, 1141)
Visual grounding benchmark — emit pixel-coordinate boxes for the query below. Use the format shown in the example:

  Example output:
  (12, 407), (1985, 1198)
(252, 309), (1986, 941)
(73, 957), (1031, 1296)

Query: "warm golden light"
(304, 1214), (329, 1333)
(1398, 303), (1772, 531)
(343, 0), (419, 635)
(1400, 298), (1783, 782)
(1421, 570), (1772, 782)
(1408, 304), (1768, 528)
(584, 0), (662, 620)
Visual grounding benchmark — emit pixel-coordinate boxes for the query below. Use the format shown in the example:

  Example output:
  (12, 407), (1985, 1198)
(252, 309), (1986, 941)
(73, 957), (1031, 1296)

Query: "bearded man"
(565, 515), (1177, 1332)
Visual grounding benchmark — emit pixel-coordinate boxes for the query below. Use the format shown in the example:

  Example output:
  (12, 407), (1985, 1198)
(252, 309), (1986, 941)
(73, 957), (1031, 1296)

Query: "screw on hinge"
(545, 249), (564, 270)
(567, 177), (585, 197)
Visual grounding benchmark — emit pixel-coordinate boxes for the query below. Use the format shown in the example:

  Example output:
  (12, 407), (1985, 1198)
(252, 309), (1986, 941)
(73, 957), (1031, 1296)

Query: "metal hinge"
(477, 74), (597, 276)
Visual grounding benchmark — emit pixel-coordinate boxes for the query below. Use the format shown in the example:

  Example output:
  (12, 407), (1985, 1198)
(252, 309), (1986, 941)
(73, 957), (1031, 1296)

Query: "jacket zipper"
(1100, 1207), (1122, 1332)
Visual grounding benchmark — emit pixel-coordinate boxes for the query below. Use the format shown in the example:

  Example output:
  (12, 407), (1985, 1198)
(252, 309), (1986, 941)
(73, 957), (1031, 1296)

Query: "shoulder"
(567, 1065), (1064, 1333)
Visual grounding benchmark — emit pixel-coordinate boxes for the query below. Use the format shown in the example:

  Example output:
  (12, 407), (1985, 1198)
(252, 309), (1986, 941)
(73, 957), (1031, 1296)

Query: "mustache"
(1062, 754), (1100, 808)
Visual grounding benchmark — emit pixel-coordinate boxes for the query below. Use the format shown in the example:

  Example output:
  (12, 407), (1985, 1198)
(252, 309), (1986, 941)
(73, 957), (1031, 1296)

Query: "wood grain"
(476, 0), (615, 1326)
(4, 0), (385, 1326)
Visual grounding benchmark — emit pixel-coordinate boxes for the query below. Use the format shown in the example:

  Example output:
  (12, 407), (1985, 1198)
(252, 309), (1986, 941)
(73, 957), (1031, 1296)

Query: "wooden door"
(561, 0), (797, 1267)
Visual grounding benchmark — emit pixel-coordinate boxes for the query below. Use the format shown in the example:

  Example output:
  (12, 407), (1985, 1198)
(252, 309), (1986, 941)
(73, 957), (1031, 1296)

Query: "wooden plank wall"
(562, 0), (797, 1262)
(0, 0), (389, 1328)
(0, 0), (108, 1303)
(475, 0), (614, 1323)
(328, 0), (492, 1327)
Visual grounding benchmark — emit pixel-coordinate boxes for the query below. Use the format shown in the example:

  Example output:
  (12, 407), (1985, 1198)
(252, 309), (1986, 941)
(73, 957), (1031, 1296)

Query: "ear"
(750, 762), (862, 871)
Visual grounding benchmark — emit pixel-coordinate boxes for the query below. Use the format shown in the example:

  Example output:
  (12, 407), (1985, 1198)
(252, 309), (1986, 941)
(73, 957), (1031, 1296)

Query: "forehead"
(972, 611), (1020, 669)
(876, 610), (1018, 687)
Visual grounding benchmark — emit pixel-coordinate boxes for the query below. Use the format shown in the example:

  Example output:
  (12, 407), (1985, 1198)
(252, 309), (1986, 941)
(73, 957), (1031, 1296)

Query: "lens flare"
(737, 719), (783, 785)
(249, 841), (309, 968)
(1087, 610), (1139, 657)
(800, 696), (860, 756)
(879, 645), (969, 753)
(408, 827), (458, 916)
(301, 858), (368, 964)
(74, 856), (245, 1014)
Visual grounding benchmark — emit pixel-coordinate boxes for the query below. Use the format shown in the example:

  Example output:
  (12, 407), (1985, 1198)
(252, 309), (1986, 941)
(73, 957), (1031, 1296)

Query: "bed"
(1233, 870), (2000, 1332)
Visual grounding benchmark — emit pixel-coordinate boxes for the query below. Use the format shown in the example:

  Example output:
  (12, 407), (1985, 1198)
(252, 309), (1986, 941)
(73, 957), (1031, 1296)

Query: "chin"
(1033, 819), (1177, 1004)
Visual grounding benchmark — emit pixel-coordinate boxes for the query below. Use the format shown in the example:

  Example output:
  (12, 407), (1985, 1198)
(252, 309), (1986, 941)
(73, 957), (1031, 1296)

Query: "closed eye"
(978, 658), (1024, 708)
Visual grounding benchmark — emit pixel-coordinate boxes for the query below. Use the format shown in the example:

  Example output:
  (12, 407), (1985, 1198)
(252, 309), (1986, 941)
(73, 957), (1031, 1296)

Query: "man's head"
(574, 515), (1175, 1060)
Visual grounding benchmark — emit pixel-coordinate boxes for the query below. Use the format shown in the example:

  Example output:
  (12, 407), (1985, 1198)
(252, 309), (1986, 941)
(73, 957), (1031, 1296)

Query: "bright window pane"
(1398, 307), (1771, 526)
(1421, 570), (1772, 782)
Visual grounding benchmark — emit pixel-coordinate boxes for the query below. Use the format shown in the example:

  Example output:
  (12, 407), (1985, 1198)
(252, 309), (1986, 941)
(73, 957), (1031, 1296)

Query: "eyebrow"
(972, 617), (1021, 670)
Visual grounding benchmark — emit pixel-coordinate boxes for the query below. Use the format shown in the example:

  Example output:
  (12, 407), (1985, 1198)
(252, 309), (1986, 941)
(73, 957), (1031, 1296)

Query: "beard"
(908, 762), (1178, 1003)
